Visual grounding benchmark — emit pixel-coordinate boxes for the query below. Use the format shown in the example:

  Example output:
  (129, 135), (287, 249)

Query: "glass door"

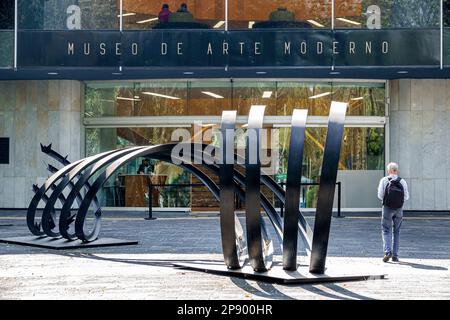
(85, 126), (192, 209)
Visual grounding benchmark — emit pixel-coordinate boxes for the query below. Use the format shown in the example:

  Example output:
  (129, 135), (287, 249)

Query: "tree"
(390, 0), (439, 27)
(0, 0), (14, 29)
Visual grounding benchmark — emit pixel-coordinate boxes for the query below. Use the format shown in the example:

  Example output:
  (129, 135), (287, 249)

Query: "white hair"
(387, 162), (399, 172)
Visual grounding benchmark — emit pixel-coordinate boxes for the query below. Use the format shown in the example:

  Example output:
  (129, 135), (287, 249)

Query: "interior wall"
(0, 80), (82, 208)
(389, 79), (450, 211)
(336, 170), (384, 209)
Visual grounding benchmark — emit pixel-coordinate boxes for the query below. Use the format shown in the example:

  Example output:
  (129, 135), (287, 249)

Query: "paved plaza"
(1, 211), (450, 300)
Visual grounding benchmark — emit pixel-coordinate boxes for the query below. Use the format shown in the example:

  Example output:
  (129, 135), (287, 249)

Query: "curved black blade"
(283, 109), (308, 271)
(309, 102), (348, 274)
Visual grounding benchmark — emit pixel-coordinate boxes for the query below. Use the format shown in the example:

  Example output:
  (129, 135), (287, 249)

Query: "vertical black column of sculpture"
(219, 111), (244, 269)
(309, 102), (348, 274)
(245, 105), (273, 272)
(283, 109), (308, 271)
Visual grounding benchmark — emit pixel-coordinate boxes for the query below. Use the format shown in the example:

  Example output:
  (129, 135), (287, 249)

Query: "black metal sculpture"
(283, 109), (309, 271)
(219, 111), (246, 270)
(309, 102), (348, 274)
(17, 101), (384, 283)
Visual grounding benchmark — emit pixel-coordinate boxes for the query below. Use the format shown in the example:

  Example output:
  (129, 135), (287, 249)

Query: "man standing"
(377, 162), (409, 262)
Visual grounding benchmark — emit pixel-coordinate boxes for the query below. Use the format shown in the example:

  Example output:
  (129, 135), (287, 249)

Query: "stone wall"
(389, 79), (450, 211)
(0, 80), (83, 208)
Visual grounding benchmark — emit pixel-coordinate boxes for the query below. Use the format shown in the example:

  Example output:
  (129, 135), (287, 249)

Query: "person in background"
(377, 162), (409, 263)
(178, 3), (188, 12)
(137, 159), (151, 174)
(158, 4), (171, 23)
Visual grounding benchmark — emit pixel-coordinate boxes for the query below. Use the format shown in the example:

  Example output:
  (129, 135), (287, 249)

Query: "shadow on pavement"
(53, 251), (377, 301)
(389, 261), (448, 271)
(230, 277), (376, 300)
(53, 251), (209, 269)
(230, 278), (297, 300)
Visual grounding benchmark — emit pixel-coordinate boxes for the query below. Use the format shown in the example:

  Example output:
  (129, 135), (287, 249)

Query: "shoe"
(392, 257), (399, 262)
(383, 253), (392, 262)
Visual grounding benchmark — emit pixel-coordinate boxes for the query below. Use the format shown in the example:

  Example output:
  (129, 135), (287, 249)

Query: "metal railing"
(277, 182), (343, 218)
(145, 182), (204, 220)
(144, 180), (342, 219)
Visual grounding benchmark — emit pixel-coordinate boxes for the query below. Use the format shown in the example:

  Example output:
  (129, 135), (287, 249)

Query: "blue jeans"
(381, 206), (403, 257)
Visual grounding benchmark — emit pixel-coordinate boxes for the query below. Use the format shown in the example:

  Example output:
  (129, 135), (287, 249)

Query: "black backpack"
(383, 177), (404, 209)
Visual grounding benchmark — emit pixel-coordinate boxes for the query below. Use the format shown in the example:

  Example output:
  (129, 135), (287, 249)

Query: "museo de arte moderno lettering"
(17, 29), (440, 68)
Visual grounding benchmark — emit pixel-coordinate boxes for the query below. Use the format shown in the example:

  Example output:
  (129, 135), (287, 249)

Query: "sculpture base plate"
(0, 236), (138, 250)
(175, 261), (386, 285)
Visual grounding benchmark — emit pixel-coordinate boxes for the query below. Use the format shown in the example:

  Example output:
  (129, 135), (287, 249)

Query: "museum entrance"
(83, 79), (387, 211)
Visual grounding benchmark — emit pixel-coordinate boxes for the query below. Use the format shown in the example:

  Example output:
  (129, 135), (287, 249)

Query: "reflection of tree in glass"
(0, 0), (14, 29)
(390, 0), (439, 27)
(85, 128), (100, 156)
(19, 0), (118, 30)
(367, 128), (382, 156)
(363, 0), (439, 28)
(159, 164), (190, 208)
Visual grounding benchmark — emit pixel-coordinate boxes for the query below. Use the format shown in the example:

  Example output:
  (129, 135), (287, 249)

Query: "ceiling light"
(142, 92), (180, 100)
(307, 20), (325, 28)
(202, 91), (224, 99)
(309, 92), (332, 99)
(118, 12), (136, 18)
(136, 18), (158, 24)
(262, 91), (273, 99)
(336, 18), (361, 26)
(117, 97), (141, 102)
(213, 21), (225, 28)
(248, 21), (255, 29)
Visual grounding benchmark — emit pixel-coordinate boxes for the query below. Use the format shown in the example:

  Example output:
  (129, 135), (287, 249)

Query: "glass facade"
(276, 126), (384, 208)
(0, 0), (13, 68)
(85, 80), (385, 117)
(7, 1), (447, 31)
(123, 0), (226, 30)
(1, 1), (449, 69)
(85, 80), (386, 209)
(227, 0), (331, 29)
(86, 127), (191, 207)
(0, 31), (13, 68)
(18, 0), (119, 30)
(335, 0), (440, 29)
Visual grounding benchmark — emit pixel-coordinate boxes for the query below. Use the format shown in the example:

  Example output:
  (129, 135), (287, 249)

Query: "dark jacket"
(158, 8), (171, 23)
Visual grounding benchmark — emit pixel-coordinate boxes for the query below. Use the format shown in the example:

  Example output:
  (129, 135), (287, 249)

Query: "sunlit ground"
(1, 212), (449, 300)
